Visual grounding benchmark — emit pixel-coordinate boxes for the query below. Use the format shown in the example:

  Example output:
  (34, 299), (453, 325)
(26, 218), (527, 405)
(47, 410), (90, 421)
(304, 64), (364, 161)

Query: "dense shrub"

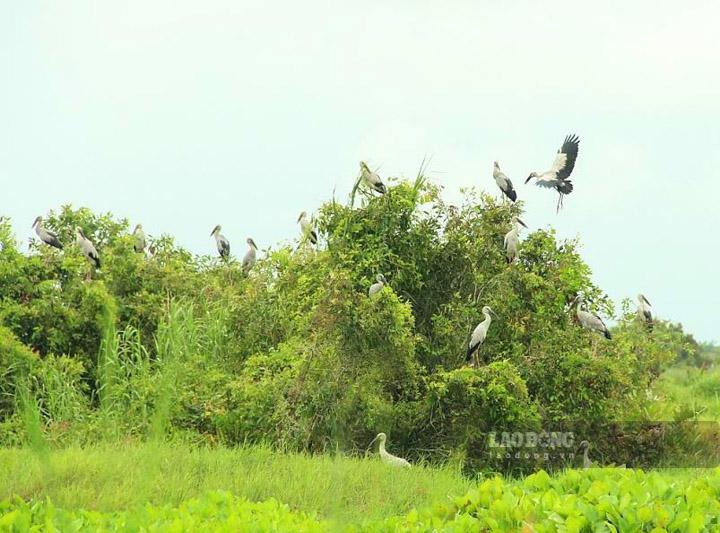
(0, 178), (696, 469)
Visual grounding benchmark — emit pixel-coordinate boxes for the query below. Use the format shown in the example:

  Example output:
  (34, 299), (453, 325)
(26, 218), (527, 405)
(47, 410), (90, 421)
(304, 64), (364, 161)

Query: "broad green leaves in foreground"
(2, 468), (719, 532)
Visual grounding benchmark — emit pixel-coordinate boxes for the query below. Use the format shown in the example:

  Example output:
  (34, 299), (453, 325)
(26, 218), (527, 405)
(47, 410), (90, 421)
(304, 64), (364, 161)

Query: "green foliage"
(1, 461), (719, 531)
(0, 179), (705, 470)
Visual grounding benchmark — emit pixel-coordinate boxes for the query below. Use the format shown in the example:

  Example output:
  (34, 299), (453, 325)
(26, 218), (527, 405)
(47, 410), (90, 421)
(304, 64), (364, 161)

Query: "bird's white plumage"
(211, 225), (230, 259)
(504, 217), (526, 264)
(368, 274), (386, 297)
(371, 433), (410, 468)
(467, 306), (494, 366)
(75, 228), (100, 270)
(360, 162), (386, 194)
(637, 294), (653, 326)
(243, 238), (258, 273)
(574, 297), (611, 339)
(133, 224), (146, 253)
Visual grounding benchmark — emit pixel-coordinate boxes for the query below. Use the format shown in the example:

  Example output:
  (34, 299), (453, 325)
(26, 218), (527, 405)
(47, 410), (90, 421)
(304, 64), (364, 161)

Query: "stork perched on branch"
(210, 225), (230, 261)
(504, 217), (527, 264)
(493, 162), (518, 202)
(32, 216), (63, 250)
(132, 224), (146, 254)
(526, 134), (580, 212)
(368, 274), (386, 297)
(297, 211), (317, 245)
(467, 306), (497, 367)
(242, 238), (258, 273)
(359, 161), (386, 194)
(637, 294), (653, 331)
(75, 227), (100, 280)
(572, 296), (611, 340)
(369, 433), (410, 468)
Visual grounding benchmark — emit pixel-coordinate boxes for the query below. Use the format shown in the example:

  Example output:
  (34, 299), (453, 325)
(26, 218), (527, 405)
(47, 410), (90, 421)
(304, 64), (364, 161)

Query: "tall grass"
(0, 442), (472, 526)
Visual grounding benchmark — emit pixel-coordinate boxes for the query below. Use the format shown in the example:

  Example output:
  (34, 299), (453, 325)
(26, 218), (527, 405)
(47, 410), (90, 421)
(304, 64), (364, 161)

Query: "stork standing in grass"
(572, 296), (611, 340)
(132, 224), (146, 254)
(369, 433), (410, 468)
(297, 211), (317, 245)
(243, 238), (258, 273)
(525, 134), (580, 212)
(637, 294), (653, 331)
(75, 227), (100, 280)
(32, 216), (63, 250)
(210, 225), (230, 261)
(504, 217), (527, 264)
(467, 306), (496, 367)
(578, 440), (593, 469)
(359, 161), (387, 194)
(368, 274), (386, 297)
(493, 162), (518, 202)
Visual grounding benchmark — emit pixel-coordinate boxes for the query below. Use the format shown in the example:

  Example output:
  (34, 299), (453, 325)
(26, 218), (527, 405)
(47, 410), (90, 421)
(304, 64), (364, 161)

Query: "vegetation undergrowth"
(0, 442), (472, 526)
(1, 448), (718, 531)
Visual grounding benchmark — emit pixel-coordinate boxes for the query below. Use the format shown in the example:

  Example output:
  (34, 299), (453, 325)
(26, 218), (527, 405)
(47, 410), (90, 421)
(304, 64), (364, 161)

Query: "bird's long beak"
(517, 218), (528, 228)
(31, 218), (38, 227)
(524, 175), (533, 184)
(368, 435), (380, 447)
(643, 295), (652, 306)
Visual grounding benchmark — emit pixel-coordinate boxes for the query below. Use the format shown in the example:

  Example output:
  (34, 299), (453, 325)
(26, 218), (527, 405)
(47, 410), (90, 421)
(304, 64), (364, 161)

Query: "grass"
(647, 364), (720, 421)
(0, 441), (473, 527)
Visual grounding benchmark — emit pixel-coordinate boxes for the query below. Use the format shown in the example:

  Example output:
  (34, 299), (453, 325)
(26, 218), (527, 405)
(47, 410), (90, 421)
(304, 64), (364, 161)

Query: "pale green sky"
(2, 1), (718, 341)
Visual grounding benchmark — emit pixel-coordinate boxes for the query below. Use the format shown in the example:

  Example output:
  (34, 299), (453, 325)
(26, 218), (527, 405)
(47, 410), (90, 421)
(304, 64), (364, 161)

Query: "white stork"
(493, 162), (518, 202)
(132, 224), (146, 254)
(32, 216), (63, 250)
(578, 440), (593, 469)
(359, 161), (387, 194)
(368, 274), (386, 297)
(525, 134), (580, 212)
(242, 238), (258, 273)
(572, 296), (611, 340)
(369, 433), (410, 468)
(467, 306), (496, 367)
(210, 225), (230, 261)
(504, 217), (527, 264)
(297, 211), (317, 245)
(637, 294), (653, 331)
(75, 227), (100, 279)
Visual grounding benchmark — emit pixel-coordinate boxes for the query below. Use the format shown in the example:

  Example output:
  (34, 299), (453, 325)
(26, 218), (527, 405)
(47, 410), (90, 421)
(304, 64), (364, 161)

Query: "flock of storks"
(24, 133), (657, 467)
(28, 134), (654, 363)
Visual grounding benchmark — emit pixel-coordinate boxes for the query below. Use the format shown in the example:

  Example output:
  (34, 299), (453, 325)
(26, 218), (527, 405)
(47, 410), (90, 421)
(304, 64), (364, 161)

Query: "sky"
(2, 1), (719, 341)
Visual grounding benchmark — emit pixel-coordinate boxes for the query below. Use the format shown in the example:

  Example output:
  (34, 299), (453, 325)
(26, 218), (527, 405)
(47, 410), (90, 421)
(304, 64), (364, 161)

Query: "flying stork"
(493, 162), (518, 202)
(242, 238), (258, 273)
(75, 227), (100, 279)
(572, 296), (611, 340)
(467, 306), (496, 367)
(369, 433), (410, 468)
(637, 294), (653, 330)
(32, 216), (63, 250)
(132, 224), (147, 254)
(297, 211), (317, 245)
(504, 216), (527, 264)
(359, 161), (387, 194)
(525, 134), (580, 212)
(368, 274), (386, 297)
(210, 225), (230, 261)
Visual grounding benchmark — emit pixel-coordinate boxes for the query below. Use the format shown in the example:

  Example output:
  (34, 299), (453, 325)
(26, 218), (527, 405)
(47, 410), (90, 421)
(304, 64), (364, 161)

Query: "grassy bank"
(0, 442), (472, 526)
(648, 365), (720, 421)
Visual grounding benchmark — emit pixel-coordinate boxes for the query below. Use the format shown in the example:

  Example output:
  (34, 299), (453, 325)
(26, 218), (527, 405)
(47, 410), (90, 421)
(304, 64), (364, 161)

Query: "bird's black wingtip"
(604, 330), (612, 340)
(507, 189), (517, 202)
